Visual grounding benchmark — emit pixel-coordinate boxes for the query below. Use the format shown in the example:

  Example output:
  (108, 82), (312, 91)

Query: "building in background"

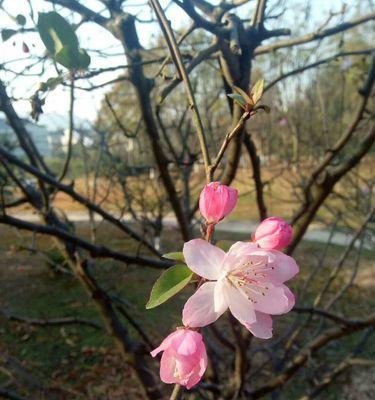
(0, 114), (93, 158)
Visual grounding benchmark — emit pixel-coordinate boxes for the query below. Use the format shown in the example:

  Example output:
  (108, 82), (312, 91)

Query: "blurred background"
(0, 0), (374, 399)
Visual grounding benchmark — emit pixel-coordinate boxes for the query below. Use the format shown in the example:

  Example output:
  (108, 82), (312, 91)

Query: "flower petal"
(183, 239), (225, 280)
(224, 281), (257, 325)
(183, 282), (226, 328)
(150, 329), (185, 357)
(252, 284), (294, 315)
(159, 349), (178, 384)
(186, 342), (207, 389)
(221, 241), (259, 272)
(228, 241), (260, 258)
(214, 278), (228, 312)
(243, 312), (273, 339)
(251, 249), (299, 283)
(172, 331), (202, 356)
(283, 285), (295, 312)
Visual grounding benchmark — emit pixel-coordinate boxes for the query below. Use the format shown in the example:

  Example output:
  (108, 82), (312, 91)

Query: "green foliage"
(250, 78), (264, 104)
(37, 12), (90, 70)
(162, 251), (185, 263)
(1, 28), (17, 41)
(55, 45), (91, 70)
(227, 93), (247, 108)
(146, 264), (193, 309)
(38, 76), (64, 92)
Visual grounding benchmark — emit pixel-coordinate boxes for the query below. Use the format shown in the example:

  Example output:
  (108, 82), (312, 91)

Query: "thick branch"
(243, 132), (267, 220)
(45, 0), (109, 26)
(0, 214), (171, 269)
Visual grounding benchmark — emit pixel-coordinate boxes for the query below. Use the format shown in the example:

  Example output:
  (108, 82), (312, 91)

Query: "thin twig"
(209, 111), (250, 180)
(150, 0), (211, 182)
(58, 71), (75, 181)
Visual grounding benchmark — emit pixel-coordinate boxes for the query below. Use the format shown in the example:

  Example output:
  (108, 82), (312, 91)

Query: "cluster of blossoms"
(150, 182), (298, 389)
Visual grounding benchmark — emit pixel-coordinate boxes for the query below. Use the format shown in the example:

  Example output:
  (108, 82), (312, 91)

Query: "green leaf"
(1, 29), (17, 42)
(37, 12), (79, 56)
(146, 264), (193, 309)
(39, 76), (64, 92)
(162, 252), (185, 263)
(77, 48), (91, 69)
(233, 85), (252, 103)
(16, 14), (27, 26)
(54, 45), (90, 70)
(54, 45), (79, 69)
(250, 79), (264, 104)
(227, 93), (246, 108)
(37, 13), (90, 70)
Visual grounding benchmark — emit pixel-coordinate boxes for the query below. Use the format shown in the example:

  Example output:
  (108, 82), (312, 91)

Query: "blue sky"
(0, 0), (367, 124)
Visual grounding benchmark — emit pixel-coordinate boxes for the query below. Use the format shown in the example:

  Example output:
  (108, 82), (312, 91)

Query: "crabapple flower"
(199, 182), (238, 224)
(150, 328), (207, 389)
(254, 217), (292, 250)
(182, 240), (298, 339)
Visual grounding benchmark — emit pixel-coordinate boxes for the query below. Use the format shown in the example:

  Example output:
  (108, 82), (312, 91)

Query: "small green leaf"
(39, 76), (64, 92)
(227, 93), (246, 108)
(162, 252), (185, 263)
(16, 14), (27, 26)
(55, 45), (79, 69)
(1, 29), (17, 42)
(54, 45), (90, 70)
(233, 85), (252, 103)
(37, 12), (79, 56)
(77, 48), (91, 69)
(37, 13), (90, 70)
(250, 79), (264, 104)
(146, 264), (193, 309)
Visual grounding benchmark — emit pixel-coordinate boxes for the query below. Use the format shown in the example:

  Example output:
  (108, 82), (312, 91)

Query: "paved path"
(9, 211), (373, 250)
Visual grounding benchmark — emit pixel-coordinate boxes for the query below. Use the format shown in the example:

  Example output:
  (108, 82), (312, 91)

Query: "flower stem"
(206, 223), (215, 242)
(170, 384), (181, 400)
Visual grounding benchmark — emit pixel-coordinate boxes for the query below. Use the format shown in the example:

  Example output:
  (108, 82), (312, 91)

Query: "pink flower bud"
(150, 328), (207, 389)
(199, 182), (238, 224)
(254, 217), (292, 250)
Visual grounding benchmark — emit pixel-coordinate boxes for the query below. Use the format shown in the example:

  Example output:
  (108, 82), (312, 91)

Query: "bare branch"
(249, 313), (375, 398)
(0, 309), (102, 330)
(0, 214), (170, 269)
(0, 146), (161, 256)
(255, 12), (375, 55)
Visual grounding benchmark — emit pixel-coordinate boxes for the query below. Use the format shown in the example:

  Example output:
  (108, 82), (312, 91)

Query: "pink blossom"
(150, 328), (207, 389)
(182, 240), (298, 339)
(278, 117), (288, 127)
(254, 217), (292, 250)
(199, 182), (238, 224)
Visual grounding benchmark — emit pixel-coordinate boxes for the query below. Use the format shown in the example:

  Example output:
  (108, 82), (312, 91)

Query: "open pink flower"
(254, 217), (292, 250)
(199, 182), (238, 224)
(151, 328), (207, 389)
(182, 240), (298, 339)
